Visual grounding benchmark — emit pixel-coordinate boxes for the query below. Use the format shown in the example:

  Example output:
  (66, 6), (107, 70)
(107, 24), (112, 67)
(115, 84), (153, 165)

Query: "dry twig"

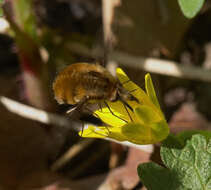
(67, 43), (211, 83)
(0, 96), (154, 152)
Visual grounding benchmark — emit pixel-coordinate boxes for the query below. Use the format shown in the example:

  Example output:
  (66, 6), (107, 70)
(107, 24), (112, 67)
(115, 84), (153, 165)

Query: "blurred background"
(0, 0), (211, 189)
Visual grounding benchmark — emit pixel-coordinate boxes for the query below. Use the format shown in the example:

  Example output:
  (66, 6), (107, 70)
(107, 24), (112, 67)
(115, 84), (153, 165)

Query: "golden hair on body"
(53, 63), (138, 111)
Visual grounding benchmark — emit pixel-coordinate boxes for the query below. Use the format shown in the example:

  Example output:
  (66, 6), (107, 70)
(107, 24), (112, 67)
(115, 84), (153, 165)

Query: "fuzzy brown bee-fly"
(53, 63), (138, 121)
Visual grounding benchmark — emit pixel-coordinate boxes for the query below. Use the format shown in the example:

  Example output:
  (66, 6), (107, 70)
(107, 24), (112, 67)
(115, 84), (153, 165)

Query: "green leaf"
(178, 0), (205, 18)
(14, 0), (37, 39)
(176, 130), (211, 146)
(138, 162), (181, 190)
(138, 134), (211, 190)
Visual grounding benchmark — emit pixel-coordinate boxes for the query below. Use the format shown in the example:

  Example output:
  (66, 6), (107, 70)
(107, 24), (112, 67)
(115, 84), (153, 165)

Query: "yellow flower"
(79, 68), (169, 145)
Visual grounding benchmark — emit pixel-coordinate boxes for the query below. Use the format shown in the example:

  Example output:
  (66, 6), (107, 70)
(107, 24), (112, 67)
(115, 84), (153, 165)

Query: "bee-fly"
(53, 63), (138, 122)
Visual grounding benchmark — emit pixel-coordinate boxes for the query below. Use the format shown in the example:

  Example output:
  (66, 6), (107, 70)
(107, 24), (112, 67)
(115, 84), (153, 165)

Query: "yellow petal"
(80, 69), (169, 145)
(150, 120), (169, 142)
(80, 125), (128, 141)
(122, 120), (169, 145)
(106, 126), (128, 141)
(134, 105), (162, 124)
(145, 73), (164, 118)
(121, 123), (154, 144)
(116, 68), (155, 108)
(105, 101), (137, 123)
(93, 99), (139, 127)
(79, 125), (108, 138)
(95, 106), (127, 127)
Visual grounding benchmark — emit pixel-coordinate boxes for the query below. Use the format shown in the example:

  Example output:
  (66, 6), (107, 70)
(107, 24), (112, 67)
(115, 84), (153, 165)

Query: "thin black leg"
(104, 101), (128, 123)
(84, 106), (110, 134)
(123, 102), (133, 122)
(80, 121), (84, 137)
(98, 102), (103, 112)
